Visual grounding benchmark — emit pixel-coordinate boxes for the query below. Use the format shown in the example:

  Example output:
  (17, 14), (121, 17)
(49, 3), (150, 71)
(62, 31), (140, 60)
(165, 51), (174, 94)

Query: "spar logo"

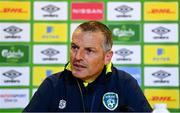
(41, 4), (60, 17)
(115, 5), (133, 17)
(2, 70), (21, 83)
(3, 26), (22, 39)
(115, 48), (133, 61)
(41, 48), (60, 61)
(152, 70), (170, 83)
(152, 26), (170, 39)
(0, 8), (27, 13)
(71, 2), (104, 20)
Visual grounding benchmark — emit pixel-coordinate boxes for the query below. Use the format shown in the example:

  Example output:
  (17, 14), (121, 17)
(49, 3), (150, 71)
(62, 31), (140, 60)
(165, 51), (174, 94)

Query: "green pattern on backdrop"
(0, 0), (179, 112)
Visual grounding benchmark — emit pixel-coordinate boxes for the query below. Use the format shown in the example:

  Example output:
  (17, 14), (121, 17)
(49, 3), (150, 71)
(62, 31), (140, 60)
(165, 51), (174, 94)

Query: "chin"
(72, 71), (86, 79)
(72, 70), (81, 76)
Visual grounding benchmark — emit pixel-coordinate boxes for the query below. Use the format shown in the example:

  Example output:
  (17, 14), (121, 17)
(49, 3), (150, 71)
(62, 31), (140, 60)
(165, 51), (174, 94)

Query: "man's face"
(70, 29), (112, 82)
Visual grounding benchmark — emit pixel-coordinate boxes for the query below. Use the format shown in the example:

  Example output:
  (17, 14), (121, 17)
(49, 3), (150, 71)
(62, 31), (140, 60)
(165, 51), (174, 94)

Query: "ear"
(104, 50), (113, 65)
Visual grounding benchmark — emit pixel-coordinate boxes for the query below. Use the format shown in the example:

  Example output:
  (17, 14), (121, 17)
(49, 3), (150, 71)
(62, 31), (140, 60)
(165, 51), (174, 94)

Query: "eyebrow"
(71, 42), (76, 45)
(71, 42), (96, 50)
(71, 42), (78, 47)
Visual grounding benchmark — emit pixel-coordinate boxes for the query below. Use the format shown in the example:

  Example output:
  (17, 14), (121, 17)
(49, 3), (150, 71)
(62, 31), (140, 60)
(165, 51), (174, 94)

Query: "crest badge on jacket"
(102, 92), (119, 111)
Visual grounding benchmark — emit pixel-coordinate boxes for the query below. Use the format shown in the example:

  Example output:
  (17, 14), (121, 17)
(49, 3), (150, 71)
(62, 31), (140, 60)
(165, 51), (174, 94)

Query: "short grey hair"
(76, 21), (112, 52)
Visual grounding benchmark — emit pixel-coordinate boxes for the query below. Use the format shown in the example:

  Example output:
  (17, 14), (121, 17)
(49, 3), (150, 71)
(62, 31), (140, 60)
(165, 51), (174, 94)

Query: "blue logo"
(46, 70), (52, 76)
(157, 48), (164, 56)
(102, 92), (118, 111)
(47, 26), (53, 33)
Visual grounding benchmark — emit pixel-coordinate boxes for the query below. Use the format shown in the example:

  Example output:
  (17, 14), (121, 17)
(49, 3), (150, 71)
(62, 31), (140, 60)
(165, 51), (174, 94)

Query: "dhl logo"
(0, 1), (30, 20)
(0, 8), (27, 13)
(148, 8), (174, 14)
(144, 2), (178, 21)
(150, 96), (176, 102)
(145, 89), (179, 109)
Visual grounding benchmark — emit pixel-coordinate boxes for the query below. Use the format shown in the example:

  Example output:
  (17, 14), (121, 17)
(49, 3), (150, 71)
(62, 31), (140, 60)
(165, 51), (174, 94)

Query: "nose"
(75, 49), (84, 60)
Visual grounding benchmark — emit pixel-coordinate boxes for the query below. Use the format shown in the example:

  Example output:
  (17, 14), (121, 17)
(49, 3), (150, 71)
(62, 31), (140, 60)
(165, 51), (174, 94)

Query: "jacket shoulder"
(112, 67), (136, 82)
(45, 71), (64, 87)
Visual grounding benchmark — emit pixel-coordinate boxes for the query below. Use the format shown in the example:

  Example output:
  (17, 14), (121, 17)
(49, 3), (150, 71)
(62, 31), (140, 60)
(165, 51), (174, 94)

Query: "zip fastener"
(76, 79), (86, 113)
(76, 79), (96, 113)
(90, 92), (96, 112)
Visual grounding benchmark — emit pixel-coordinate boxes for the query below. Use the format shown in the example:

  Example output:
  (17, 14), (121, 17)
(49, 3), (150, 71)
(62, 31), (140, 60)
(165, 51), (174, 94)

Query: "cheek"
(88, 56), (105, 67)
(70, 51), (74, 59)
(87, 59), (105, 74)
(70, 54), (75, 64)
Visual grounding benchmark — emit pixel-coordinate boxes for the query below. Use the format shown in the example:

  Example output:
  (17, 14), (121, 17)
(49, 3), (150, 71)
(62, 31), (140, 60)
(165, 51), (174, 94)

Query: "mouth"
(73, 62), (87, 70)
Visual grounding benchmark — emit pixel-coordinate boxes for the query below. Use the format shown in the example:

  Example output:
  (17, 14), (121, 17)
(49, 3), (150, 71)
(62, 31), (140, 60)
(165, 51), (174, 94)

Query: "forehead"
(72, 29), (104, 47)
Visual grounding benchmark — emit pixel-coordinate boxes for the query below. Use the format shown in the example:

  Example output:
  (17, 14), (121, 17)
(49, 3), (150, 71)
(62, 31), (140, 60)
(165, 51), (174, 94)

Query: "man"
(23, 21), (152, 112)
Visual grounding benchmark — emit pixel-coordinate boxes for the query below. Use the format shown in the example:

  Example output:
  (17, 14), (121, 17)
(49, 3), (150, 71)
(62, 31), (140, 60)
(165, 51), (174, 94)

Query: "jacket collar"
(64, 62), (113, 87)
(65, 62), (112, 74)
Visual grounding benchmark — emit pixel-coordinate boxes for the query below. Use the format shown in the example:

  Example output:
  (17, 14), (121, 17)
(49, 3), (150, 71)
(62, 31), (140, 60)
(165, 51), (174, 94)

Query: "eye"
(71, 44), (78, 51)
(86, 48), (94, 54)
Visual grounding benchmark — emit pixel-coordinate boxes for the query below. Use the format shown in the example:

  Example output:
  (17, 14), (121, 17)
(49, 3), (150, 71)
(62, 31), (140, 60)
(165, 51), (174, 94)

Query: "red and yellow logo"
(144, 2), (178, 21)
(0, 1), (30, 20)
(145, 89), (179, 109)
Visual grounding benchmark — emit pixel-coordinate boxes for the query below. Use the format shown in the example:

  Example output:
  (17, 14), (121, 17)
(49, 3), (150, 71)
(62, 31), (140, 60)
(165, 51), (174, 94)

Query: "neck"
(81, 66), (105, 83)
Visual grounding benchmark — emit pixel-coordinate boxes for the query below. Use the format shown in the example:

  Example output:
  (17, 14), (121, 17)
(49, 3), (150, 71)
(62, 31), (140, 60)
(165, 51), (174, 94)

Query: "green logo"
(0, 45), (29, 64)
(109, 24), (140, 43)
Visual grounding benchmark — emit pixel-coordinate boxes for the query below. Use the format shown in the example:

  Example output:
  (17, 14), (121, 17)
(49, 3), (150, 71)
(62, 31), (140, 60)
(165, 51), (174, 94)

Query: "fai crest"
(102, 92), (118, 111)
(59, 99), (66, 109)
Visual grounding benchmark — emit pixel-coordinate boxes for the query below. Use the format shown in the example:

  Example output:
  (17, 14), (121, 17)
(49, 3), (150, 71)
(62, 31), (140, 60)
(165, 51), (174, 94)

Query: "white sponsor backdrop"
(34, 1), (68, 20)
(144, 23), (178, 43)
(0, 23), (30, 42)
(33, 45), (67, 64)
(107, 2), (141, 21)
(144, 67), (179, 87)
(0, 67), (30, 86)
(0, 89), (29, 108)
(112, 45), (141, 64)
